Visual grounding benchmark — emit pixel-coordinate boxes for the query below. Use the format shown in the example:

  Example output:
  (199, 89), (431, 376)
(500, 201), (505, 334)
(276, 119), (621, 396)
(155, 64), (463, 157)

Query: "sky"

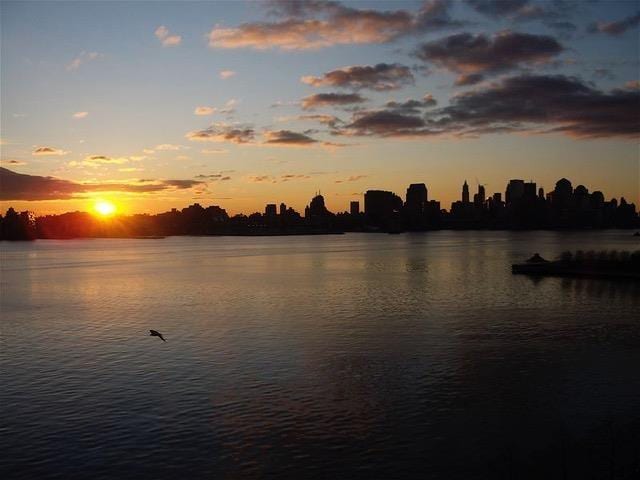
(1, 0), (639, 216)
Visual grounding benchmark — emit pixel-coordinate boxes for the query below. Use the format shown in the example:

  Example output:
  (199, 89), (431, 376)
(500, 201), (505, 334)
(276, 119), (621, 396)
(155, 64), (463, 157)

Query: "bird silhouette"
(149, 329), (166, 342)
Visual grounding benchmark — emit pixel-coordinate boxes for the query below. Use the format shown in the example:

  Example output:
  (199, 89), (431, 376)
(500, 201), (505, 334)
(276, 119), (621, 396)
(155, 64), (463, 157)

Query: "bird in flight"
(149, 329), (166, 342)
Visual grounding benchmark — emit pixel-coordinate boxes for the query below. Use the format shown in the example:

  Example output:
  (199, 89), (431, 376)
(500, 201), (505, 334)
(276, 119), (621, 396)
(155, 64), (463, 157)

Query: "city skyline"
(2, 167), (637, 219)
(1, 1), (639, 216)
(2, 173), (637, 242)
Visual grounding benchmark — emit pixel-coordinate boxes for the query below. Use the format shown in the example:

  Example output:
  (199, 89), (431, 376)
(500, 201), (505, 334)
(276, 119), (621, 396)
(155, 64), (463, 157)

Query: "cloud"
(270, 100), (299, 108)
(588, 12), (640, 36)
(196, 174), (222, 179)
(454, 73), (485, 86)
(201, 148), (229, 154)
(0, 167), (204, 201)
(465, 0), (529, 18)
(333, 74), (640, 140)
(280, 173), (311, 181)
(298, 114), (344, 128)
(248, 175), (275, 183)
(32, 146), (69, 156)
(154, 144), (186, 151)
(335, 175), (367, 183)
(186, 124), (255, 144)
(301, 92), (367, 110)
(427, 74), (640, 138)
(415, 31), (563, 82)
(194, 106), (216, 116)
(219, 70), (237, 79)
(338, 110), (435, 137)
(66, 51), (102, 71)
(301, 63), (414, 91)
(384, 94), (437, 114)
(464, 0), (571, 21)
(220, 99), (238, 114)
(196, 173), (233, 181)
(155, 25), (182, 46)
(69, 155), (131, 167)
(72, 111), (89, 119)
(208, 0), (461, 51)
(263, 130), (318, 146)
(1, 159), (27, 166)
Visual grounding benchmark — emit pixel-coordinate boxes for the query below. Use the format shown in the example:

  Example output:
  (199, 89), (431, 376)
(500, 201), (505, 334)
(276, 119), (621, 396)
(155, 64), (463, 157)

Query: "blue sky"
(1, 0), (638, 215)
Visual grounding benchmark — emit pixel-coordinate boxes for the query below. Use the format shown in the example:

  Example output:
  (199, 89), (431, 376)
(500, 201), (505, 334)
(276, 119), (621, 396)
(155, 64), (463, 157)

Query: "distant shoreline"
(2, 228), (639, 241)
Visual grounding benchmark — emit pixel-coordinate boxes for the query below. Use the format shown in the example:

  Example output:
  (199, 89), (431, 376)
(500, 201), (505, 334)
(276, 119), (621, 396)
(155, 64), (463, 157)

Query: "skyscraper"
(350, 201), (359, 216)
(462, 180), (470, 204)
(474, 184), (486, 208)
(365, 190), (403, 229)
(265, 204), (277, 217)
(406, 184), (428, 213)
(506, 179), (525, 205)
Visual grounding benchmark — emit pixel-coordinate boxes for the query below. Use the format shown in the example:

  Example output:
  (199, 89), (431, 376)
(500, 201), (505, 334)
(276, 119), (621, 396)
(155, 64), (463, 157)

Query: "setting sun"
(94, 200), (116, 217)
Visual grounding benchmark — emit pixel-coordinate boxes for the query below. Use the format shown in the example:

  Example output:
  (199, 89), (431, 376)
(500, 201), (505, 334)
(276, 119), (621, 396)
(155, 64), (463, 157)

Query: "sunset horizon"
(2, 1), (638, 217)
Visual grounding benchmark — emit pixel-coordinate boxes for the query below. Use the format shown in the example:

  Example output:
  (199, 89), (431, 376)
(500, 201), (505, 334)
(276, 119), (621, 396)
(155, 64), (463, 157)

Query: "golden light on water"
(93, 200), (117, 217)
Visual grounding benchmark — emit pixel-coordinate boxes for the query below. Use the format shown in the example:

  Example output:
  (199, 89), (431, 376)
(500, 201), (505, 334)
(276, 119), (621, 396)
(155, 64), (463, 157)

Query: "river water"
(1, 231), (639, 479)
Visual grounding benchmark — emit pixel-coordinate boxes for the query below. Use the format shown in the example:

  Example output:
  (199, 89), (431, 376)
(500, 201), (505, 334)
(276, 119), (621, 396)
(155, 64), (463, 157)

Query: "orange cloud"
(208, 0), (460, 51)
(155, 25), (182, 47)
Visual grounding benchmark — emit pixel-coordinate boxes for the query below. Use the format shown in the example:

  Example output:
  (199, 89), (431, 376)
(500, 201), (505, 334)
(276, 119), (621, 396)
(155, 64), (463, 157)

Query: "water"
(1, 231), (639, 479)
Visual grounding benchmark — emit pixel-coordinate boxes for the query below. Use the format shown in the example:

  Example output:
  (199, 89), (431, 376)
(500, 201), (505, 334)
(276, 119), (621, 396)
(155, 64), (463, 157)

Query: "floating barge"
(512, 251), (640, 280)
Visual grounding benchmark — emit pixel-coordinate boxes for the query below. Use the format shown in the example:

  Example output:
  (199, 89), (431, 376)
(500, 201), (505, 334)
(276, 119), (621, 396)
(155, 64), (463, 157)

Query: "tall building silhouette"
(506, 179), (525, 205)
(350, 201), (359, 216)
(474, 184), (486, 208)
(462, 180), (470, 204)
(406, 183), (428, 209)
(365, 190), (403, 229)
(405, 183), (428, 230)
(265, 204), (277, 217)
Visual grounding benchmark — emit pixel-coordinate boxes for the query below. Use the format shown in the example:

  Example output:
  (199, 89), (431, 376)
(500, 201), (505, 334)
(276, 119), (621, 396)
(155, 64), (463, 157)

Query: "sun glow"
(93, 200), (117, 216)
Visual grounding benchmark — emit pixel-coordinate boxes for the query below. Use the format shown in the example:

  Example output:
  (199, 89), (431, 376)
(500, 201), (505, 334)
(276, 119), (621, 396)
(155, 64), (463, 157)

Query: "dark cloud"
(415, 31), (563, 82)
(588, 12), (640, 36)
(263, 130), (318, 145)
(427, 74), (640, 138)
(186, 125), (255, 144)
(298, 114), (344, 128)
(193, 174), (233, 182)
(0, 167), (204, 201)
(1, 159), (27, 166)
(331, 74), (640, 140)
(209, 0), (461, 51)
(464, 0), (574, 23)
(301, 93), (367, 110)
(465, 0), (530, 17)
(196, 174), (223, 179)
(455, 73), (484, 86)
(32, 146), (69, 156)
(302, 63), (414, 91)
(339, 110), (436, 137)
(385, 94), (437, 114)
(162, 180), (203, 189)
(281, 173), (311, 181)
